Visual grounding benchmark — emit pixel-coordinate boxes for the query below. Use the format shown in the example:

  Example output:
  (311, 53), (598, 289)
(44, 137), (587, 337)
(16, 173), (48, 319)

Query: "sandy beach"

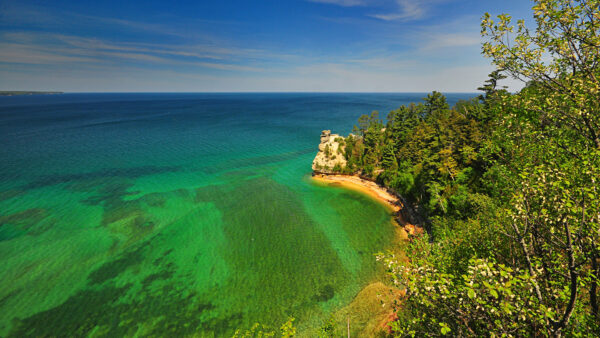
(311, 174), (401, 213)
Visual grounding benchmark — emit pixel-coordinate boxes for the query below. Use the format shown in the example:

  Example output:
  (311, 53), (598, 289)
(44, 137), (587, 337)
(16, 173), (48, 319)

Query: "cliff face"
(312, 130), (347, 174)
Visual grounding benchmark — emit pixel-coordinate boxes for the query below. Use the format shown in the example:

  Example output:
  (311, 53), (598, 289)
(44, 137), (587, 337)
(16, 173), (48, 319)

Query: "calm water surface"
(0, 93), (475, 336)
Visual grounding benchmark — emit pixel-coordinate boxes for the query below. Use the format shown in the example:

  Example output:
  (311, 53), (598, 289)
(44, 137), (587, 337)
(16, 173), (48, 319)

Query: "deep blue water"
(0, 93), (474, 181)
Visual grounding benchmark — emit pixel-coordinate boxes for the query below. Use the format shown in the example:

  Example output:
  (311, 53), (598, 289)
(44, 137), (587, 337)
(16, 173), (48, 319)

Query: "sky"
(0, 0), (534, 92)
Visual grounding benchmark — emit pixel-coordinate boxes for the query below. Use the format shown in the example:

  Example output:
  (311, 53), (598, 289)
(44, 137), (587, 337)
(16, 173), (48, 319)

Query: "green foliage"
(318, 314), (341, 337)
(482, 0), (600, 149)
(390, 171), (414, 197)
(324, 144), (331, 158)
(280, 317), (296, 338)
(232, 323), (275, 337)
(356, 111), (383, 136)
(381, 143), (398, 171)
(477, 69), (508, 106)
(352, 1), (600, 336)
(423, 91), (449, 117)
(233, 317), (296, 338)
(346, 90), (489, 219)
(380, 256), (554, 337)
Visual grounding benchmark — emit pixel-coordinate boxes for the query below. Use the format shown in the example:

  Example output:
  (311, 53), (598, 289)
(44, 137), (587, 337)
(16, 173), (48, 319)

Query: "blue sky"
(0, 0), (533, 92)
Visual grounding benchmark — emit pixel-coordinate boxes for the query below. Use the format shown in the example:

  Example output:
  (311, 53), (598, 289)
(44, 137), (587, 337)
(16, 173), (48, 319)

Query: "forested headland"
(325, 0), (600, 336)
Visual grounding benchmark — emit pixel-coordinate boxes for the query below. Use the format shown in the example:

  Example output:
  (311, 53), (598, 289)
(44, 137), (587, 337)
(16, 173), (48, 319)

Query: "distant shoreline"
(0, 91), (64, 96)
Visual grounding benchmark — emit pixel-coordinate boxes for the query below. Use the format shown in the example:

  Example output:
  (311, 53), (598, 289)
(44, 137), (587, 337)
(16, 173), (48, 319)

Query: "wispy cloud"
(370, 0), (425, 21)
(308, 0), (430, 20)
(0, 3), (188, 38)
(53, 35), (229, 61)
(368, 0), (452, 21)
(307, 0), (367, 6)
(0, 0), (524, 92)
(261, 61), (499, 92)
(193, 62), (263, 72)
(0, 32), (268, 72)
(419, 33), (481, 50)
(345, 57), (417, 70)
(0, 42), (100, 64)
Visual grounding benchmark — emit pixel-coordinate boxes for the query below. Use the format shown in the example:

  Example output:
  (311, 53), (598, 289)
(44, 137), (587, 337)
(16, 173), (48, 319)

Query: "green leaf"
(468, 289), (476, 299)
(439, 323), (451, 335)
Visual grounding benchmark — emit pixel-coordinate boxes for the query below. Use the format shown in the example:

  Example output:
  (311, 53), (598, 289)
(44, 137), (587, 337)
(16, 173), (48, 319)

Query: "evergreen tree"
(381, 143), (398, 171)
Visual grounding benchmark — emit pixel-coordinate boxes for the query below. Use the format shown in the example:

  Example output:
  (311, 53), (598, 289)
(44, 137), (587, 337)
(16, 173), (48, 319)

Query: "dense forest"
(337, 0), (600, 336)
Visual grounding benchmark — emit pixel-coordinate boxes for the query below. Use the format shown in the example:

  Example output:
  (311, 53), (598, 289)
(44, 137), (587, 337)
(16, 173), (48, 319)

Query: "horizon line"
(1, 91), (482, 94)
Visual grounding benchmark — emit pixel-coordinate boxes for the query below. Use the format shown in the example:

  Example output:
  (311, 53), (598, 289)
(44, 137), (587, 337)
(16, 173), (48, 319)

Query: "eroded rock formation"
(312, 130), (347, 174)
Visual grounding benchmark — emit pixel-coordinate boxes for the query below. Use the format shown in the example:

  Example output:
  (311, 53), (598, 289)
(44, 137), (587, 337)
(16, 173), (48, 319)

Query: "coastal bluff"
(311, 130), (347, 174)
(311, 129), (424, 232)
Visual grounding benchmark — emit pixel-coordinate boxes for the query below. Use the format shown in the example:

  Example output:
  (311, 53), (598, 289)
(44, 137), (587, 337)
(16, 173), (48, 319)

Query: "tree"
(356, 111), (382, 136)
(477, 70), (507, 99)
(479, 1), (600, 335)
(381, 143), (398, 171)
(377, 1), (600, 337)
(423, 91), (449, 118)
(481, 0), (600, 149)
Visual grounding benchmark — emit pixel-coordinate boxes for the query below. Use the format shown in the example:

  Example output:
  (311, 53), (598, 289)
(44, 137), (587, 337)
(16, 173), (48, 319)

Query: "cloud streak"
(308, 0), (430, 20)
(0, 3), (188, 38)
(419, 33), (481, 50)
(0, 42), (100, 64)
(370, 0), (426, 21)
(0, 32), (269, 72)
(0, 0), (527, 92)
(307, 0), (367, 6)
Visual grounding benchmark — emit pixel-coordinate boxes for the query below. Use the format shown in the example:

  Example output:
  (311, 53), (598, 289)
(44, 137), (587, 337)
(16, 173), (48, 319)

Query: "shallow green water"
(0, 93), (473, 336)
(0, 168), (394, 336)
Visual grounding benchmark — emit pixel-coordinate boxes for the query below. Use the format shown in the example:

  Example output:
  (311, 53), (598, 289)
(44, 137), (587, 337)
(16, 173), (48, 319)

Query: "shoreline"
(311, 174), (401, 213)
(311, 173), (409, 335)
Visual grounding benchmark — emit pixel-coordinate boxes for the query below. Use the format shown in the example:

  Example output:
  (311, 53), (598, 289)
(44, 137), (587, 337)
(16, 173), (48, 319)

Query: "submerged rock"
(312, 130), (347, 174)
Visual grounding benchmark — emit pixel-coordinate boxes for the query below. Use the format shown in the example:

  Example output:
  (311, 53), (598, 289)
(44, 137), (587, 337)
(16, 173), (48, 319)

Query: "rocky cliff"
(312, 130), (347, 174)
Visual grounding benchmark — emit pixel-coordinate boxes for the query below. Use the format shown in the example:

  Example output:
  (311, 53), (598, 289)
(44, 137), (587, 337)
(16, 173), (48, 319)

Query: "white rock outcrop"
(312, 130), (347, 173)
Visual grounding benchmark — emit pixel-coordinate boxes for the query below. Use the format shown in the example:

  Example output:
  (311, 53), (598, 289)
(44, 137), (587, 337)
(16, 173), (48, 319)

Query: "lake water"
(0, 93), (474, 336)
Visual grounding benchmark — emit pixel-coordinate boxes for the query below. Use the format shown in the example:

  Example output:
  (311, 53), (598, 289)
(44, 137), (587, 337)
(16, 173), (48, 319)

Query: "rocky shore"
(311, 130), (423, 235)
(310, 129), (421, 335)
(311, 130), (347, 174)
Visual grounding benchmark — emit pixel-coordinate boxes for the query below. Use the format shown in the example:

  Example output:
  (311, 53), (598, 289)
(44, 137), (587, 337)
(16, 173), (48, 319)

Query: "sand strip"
(311, 174), (401, 213)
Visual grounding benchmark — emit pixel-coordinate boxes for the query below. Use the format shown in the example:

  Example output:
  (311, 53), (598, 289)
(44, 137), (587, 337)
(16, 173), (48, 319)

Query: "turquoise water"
(0, 93), (474, 336)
